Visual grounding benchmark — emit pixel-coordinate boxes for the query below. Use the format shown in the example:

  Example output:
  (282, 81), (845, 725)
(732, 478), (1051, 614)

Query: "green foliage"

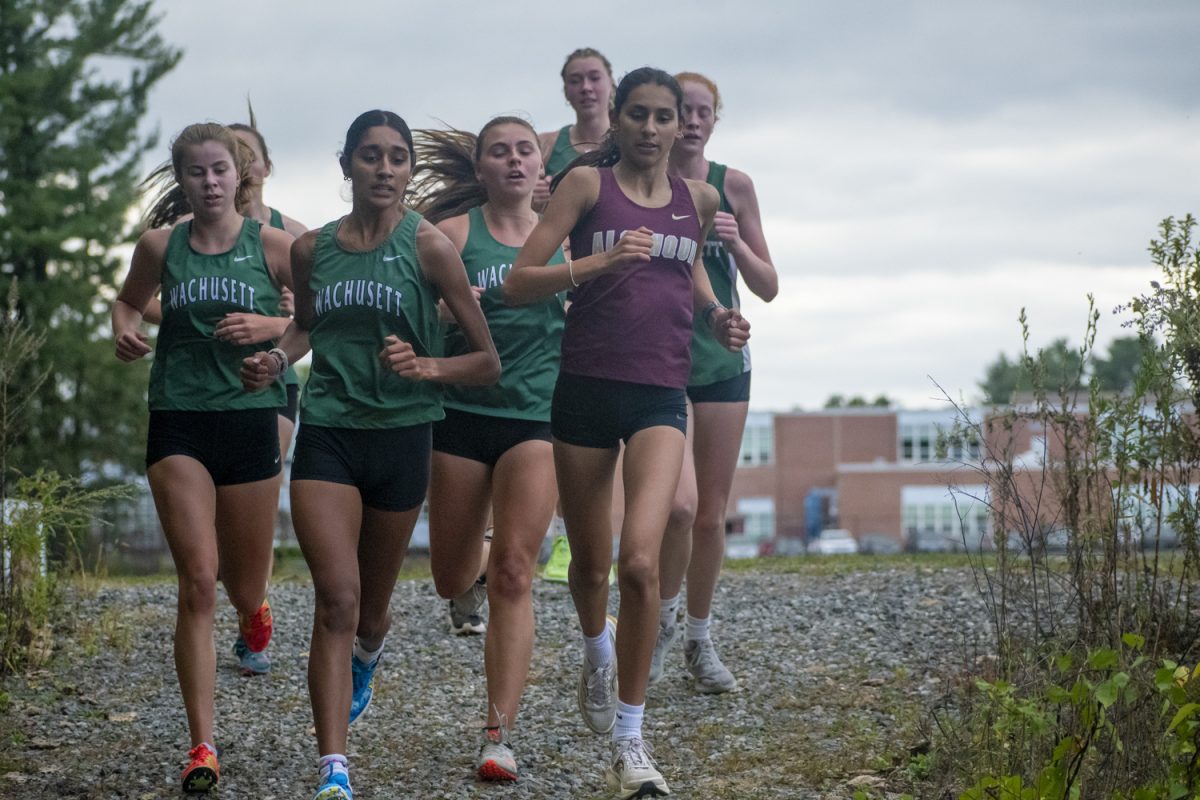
(923, 217), (1200, 798)
(978, 335), (1149, 405)
(0, 0), (181, 480)
(825, 393), (893, 409)
(0, 280), (129, 674)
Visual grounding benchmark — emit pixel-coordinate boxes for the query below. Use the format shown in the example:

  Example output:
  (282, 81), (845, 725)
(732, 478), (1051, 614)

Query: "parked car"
(859, 533), (902, 555)
(808, 528), (859, 555)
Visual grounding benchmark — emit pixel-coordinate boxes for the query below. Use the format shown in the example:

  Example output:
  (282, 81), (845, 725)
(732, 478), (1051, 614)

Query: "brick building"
(727, 407), (1014, 552)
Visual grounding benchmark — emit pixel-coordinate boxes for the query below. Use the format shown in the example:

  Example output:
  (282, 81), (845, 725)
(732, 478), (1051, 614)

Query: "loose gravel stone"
(1, 565), (990, 799)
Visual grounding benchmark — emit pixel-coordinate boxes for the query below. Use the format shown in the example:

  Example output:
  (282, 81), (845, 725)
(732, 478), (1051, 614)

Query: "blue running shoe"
(232, 636), (271, 676)
(349, 653), (377, 725)
(313, 769), (352, 800)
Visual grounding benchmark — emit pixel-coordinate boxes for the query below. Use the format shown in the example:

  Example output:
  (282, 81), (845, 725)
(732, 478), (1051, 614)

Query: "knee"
(668, 496), (697, 533)
(693, 507), (727, 540)
(314, 586), (360, 635)
(431, 563), (475, 599)
(177, 569), (218, 616)
(569, 554), (612, 594)
(616, 551), (658, 596)
(488, 552), (534, 605)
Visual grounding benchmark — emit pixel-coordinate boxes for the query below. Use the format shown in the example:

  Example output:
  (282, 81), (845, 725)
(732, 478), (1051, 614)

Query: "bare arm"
(215, 226), (296, 346)
(504, 168), (655, 305)
(112, 230), (168, 361)
(720, 167), (778, 302)
(241, 232), (314, 390)
(433, 214), (482, 323)
(689, 180), (751, 352)
(380, 219), (499, 386)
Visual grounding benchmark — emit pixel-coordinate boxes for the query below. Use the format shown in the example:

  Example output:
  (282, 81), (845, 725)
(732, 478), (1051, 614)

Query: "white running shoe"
(476, 725), (519, 782)
(684, 638), (737, 694)
(448, 578), (487, 635)
(606, 736), (670, 798)
(647, 616), (679, 687)
(577, 618), (618, 733)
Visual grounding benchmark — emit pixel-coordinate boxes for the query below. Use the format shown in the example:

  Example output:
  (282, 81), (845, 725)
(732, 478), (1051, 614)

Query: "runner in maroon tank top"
(504, 67), (750, 799)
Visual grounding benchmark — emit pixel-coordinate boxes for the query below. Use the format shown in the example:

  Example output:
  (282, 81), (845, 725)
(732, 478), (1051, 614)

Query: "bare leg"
(356, 503), (421, 648)
(614, 426), (686, 706)
(428, 451), (492, 598)
(291, 479), (363, 757)
(484, 440), (557, 728)
(659, 406), (697, 602)
(554, 440), (619, 638)
(685, 401), (748, 620)
(215, 477), (279, 618)
(148, 456), (218, 748)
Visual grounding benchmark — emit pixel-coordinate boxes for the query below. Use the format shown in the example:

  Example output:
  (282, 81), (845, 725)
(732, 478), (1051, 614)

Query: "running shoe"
(683, 638), (737, 694)
(606, 736), (670, 798)
(476, 725), (519, 782)
(349, 653), (377, 725)
(239, 600), (273, 653)
(313, 769), (353, 800)
(448, 578), (487, 635)
(578, 617), (618, 733)
(647, 616), (679, 687)
(180, 742), (219, 794)
(232, 635), (271, 676)
(542, 534), (572, 583)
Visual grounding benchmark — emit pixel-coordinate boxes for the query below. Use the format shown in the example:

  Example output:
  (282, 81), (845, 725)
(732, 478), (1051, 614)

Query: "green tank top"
(300, 210), (444, 429)
(688, 161), (750, 388)
(265, 207), (300, 388)
(149, 219), (287, 411)
(544, 125), (578, 176)
(443, 207), (565, 421)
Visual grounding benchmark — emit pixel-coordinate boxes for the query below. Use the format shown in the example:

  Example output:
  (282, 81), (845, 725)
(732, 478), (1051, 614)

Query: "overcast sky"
(141, 1), (1200, 411)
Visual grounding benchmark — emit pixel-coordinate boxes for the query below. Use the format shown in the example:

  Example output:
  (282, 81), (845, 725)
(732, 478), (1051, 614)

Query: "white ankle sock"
(660, 595), (680, 627)
(318, 753), (348, 780)
(583, 623), (614, 668)
(353, 637), (384, 665)
(613, 700), (644, 741)
(685, 614), (710, 642)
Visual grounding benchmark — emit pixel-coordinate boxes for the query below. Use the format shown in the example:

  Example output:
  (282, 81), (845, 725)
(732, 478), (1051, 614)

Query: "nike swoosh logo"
(671, 214), (691, 221)
(233, 255), (254, 262)
(382, 255), (402, 262)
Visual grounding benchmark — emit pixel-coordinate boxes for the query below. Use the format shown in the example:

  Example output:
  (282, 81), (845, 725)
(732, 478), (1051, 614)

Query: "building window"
(736, 496), (775, 539)
(739, 413), (774, 466)
(898, 415), (981, 464)
(901, 484), (991, 549)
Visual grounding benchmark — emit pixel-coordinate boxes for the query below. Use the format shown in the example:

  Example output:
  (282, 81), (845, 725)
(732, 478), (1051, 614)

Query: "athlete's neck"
(480, 200), (537, 248)
(668, 149), (708, 182)
(240, 191), (271, 226)
(612, 160), (672, 206)
(188, 210), (244, 254)
(341, 205), (406, 251)
(571, 112), (609, 152)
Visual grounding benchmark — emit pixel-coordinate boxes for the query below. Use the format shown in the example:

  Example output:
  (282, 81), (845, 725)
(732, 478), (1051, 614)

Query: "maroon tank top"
(562, 167), (702, 388)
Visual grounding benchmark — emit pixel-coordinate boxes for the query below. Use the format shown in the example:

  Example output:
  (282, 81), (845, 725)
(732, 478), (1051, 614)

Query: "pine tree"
(0, 0), (181, 480)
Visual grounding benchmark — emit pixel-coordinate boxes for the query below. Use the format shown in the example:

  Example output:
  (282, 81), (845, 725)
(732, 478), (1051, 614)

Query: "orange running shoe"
(239, 600), (273, 653)
(181, 742), (219, 793)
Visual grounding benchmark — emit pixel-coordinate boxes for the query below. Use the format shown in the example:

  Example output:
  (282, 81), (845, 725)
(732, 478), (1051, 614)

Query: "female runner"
(112, 123), (293, 793)
(139, 111), (307, 677)
(650, 72), (778, 694)
(505, 68), (750, 799)
(410, 115), (564, 782)
(533, 47), (616, 209)
(242, 109), (499, 800)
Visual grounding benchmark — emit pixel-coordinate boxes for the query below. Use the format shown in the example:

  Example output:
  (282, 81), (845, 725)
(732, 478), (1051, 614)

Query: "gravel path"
(1, 564), (990, 799)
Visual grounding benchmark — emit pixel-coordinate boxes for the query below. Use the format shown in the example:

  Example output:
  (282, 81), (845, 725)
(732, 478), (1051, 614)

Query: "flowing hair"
(142, 123), (256, 229)
(410, 116), (538, 224)
(549, 67), (683, 194)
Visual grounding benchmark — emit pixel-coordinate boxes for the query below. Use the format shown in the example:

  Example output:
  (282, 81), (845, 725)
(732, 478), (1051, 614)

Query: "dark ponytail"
(549, 67), (683, 194)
